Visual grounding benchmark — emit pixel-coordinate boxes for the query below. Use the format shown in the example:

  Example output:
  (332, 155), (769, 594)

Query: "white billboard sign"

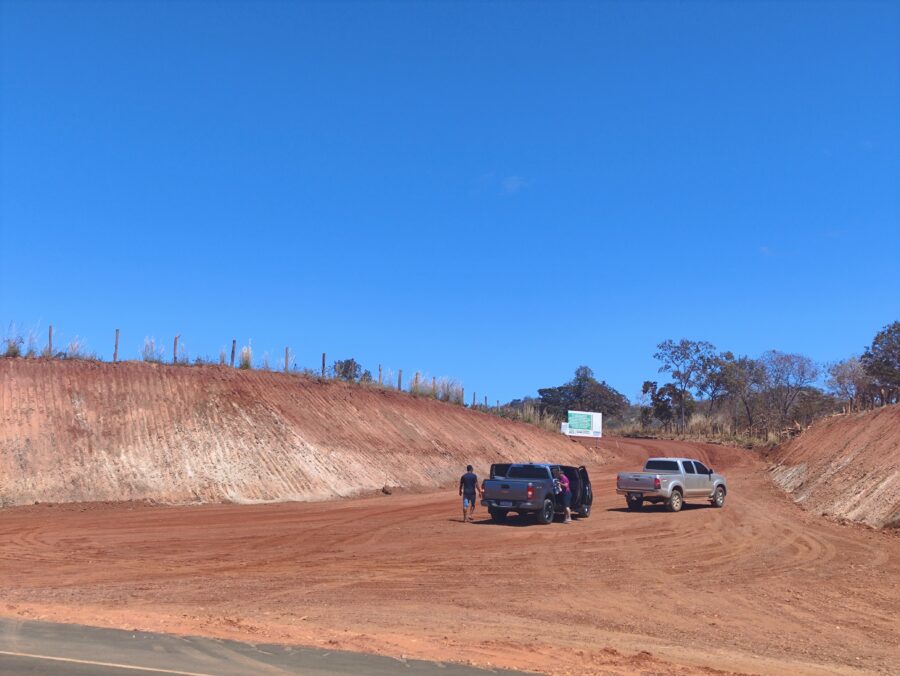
(560, 410), (602, 438)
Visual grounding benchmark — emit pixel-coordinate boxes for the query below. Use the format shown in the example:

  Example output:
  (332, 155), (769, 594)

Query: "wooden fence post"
(432, 377), (436, 398)
(398, 369), (403, 391)
(173, 335), (179, 364)
(461, 387), (464, 405)
(284, 347), (289, 372)
(230, 339), (236, 367)
(484, 395), (487, 407)
(378, 365), (383, 385)
(321, 352), (326, 377)
(113, 329), (119, 363)
(413, 372), (419, 394)
(48, 324), (53, 357)
(472, 391), (476, 408)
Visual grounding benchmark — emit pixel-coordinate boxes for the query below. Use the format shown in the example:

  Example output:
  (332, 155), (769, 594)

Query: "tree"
(697, 351), (734, 416)
(537, 366), (628, 419)
(861, 321), (900, 403)
(333, 358), (362, 382)
(721, 356), (766, 432)
(827, 358), (870, 411)
(759, 350), (819, 428)
(642, 381), (672, 430)
(653, 339), (715, 431)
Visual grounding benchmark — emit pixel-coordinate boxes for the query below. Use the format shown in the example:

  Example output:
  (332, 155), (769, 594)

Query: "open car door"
(577, 466), (592, 516)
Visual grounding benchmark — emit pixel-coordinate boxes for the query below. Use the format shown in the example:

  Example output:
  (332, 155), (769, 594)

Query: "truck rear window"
(644, 460), (680, 472)
(507, 466), (550, 479)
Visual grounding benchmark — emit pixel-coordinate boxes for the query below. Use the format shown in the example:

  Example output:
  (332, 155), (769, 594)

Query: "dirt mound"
(0, 359), (590, 507)
(768, 405), (900, 528)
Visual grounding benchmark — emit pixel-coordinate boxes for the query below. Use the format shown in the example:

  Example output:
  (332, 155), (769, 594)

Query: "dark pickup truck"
(481, 463), (592, 524)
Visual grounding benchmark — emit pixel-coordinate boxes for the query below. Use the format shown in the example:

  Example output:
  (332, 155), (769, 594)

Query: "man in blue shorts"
(459, 465), (482, 523)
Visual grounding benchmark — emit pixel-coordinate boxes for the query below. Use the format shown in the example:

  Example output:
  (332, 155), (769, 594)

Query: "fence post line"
(113, 328), (119, 363)
(461, 387), (464, 405)
(431, 377), (436, 398)
(321, 352), (326, 377)
(378, 364), (383, 385)
(413, 372), (419, 394)
(398, 369), (403, 391)
(284, 347), (289, 373)
(173, 335), (179, 364)
(48, 324), (53, 357)
(230, 339), (236, 367)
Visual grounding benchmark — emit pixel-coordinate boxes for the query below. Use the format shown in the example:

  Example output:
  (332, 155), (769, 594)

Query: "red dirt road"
(1, 438), (897, 675)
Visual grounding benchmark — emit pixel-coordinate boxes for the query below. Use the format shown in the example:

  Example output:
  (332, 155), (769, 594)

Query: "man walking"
(459, 464), (482, 523)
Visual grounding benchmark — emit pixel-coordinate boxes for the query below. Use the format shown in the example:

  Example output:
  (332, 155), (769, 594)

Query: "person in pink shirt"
(557, 470), (573, 523)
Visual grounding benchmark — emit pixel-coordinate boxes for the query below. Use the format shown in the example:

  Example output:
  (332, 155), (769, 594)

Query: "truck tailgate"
(482, 479), (532, 501)
(617, 472), (658, 492)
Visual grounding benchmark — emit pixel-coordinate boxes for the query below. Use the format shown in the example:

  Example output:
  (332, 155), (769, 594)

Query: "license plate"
(499, 501), (512, 508)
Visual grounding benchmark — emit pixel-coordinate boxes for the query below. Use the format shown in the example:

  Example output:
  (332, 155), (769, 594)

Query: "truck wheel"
(489, 508), (508, 522)
(536, 499), (554, 524)
(578, 503), (591, 518)
(666, 489), (683, 512)
(711, 486), (726, 508)
(626, 494), (643, 511)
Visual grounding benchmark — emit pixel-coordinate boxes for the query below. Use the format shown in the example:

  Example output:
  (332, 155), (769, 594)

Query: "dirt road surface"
(1, 438), (897, 675)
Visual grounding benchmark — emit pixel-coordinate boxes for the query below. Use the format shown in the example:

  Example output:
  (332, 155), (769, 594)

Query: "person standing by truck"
(557, 469), (573, 523)
(459, 465), (481, 523)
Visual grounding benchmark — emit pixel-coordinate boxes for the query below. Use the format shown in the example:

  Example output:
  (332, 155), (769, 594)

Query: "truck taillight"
(654, 477), (661, 490)
(526, 483), (535, 500)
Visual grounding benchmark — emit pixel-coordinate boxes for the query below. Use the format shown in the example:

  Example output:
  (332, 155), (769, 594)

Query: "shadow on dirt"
(606, 502), (716, 513)
(465, 514), (583, 527)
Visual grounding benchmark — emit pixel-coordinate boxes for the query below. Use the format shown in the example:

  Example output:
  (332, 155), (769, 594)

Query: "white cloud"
(501, 175), (528, 195)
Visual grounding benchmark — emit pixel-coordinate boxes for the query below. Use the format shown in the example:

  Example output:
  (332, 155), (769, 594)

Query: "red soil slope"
(767, 405), (900, 528)
(0, 359), (592, 507)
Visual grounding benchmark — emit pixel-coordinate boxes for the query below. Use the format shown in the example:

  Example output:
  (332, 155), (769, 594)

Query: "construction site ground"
(2, 437), (897, 676)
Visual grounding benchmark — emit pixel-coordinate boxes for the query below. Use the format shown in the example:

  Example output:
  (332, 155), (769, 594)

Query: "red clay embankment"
(0, 359), (592, 507)
(767, 405), (900, 528)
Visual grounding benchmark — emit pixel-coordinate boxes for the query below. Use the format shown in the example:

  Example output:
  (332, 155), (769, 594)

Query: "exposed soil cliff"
(768, 405), (900, 528)
(0, 359), (590, 506)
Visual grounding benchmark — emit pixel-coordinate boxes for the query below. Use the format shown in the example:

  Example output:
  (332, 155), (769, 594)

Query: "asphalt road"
(0, 618), (532, 676)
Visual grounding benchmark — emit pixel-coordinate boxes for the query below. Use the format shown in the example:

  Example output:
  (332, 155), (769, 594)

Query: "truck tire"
(489, 507), (508, 522)
(626, 494), (643, 511)
(666, 488), (683, 512)
(536, 498), (554, 524)
(711, 485), (726, 508)
(578, 503), (591, 518)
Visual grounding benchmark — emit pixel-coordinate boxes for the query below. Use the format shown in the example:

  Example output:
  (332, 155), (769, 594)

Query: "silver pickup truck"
(616, 458), (727, 512)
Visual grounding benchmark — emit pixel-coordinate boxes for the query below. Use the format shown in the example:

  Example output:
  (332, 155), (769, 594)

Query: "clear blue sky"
(1, 1), (898, 403)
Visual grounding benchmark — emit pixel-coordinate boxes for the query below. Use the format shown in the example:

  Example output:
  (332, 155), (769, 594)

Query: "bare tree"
(827, 358), (870, 412)
(760, 350), (819, 428)
(721, 356), (766, 433)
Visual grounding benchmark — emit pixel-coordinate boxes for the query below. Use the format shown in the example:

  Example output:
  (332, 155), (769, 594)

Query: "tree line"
(502, 320), (899, 442)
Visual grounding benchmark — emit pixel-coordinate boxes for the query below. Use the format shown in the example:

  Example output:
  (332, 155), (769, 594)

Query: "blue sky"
(1, 1), (898, 403)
